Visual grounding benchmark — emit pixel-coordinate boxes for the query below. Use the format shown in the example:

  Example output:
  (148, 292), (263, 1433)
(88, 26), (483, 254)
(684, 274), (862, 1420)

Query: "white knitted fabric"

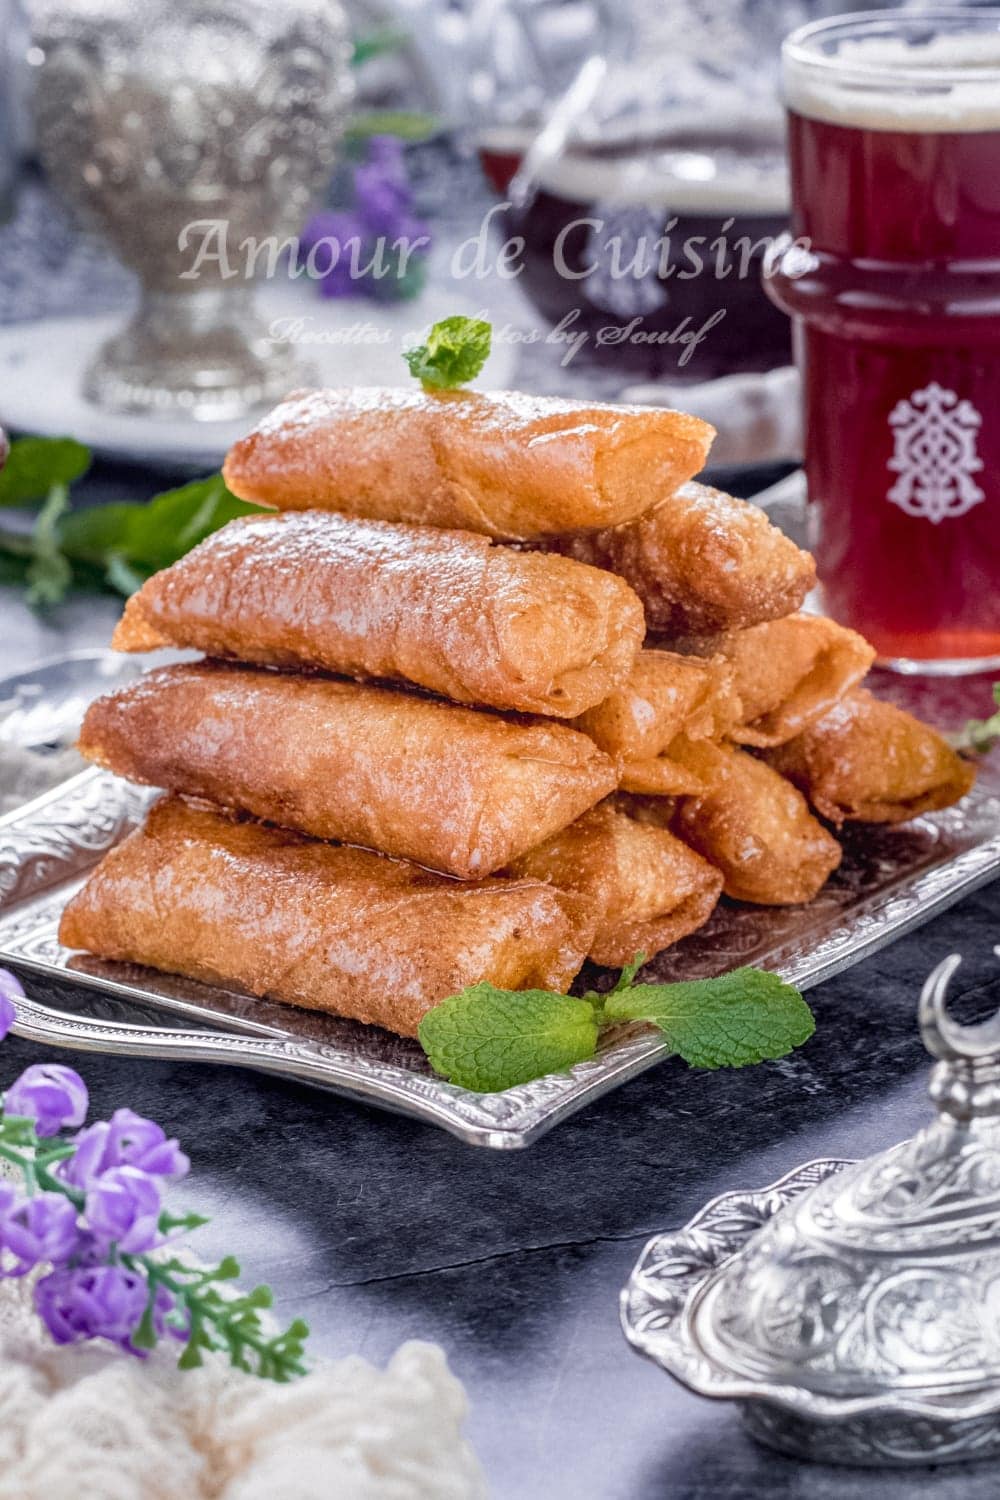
(0, 1169), (486, 1500)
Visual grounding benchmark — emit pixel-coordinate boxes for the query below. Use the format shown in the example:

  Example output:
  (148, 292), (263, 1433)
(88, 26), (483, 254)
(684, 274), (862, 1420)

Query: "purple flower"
(0, 968), (23, 1040)
(0, 1181), (18, 1224)
(365, 133), (405, 166)
(302, 138), (430, 304)
(35, 1263), (149, 1347)
(114, 1110), (190, 1178)
(301, 208), (363, 253)
(4, 1063), (88, 1137)
(61, 1108), (189, 1188)
(301, 210), (364, 298)
(355, 168), (410, 237)
(0, 1192), (79, 1274)
(85, 1165), (163, 1254)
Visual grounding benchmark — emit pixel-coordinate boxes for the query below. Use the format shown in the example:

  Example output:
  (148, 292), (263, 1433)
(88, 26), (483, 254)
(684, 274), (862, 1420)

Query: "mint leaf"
(346, 110), (438, 144)
(26, 484), (72, 607)
(57, 473), (264, 595)
(351, 29), (407, 66)
(950, 683), (1000, 755)
(403, 315), (491, 391)
(0, 549), (29, 585)
(3, 471), (263, 606)
(603, 968), (815, 1069)
(418, 983), (599, 1091)
(0, 436), (90, 508)
(124, 474), (258, 570)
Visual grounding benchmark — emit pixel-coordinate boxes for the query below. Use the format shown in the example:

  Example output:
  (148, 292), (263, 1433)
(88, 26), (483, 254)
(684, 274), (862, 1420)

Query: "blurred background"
(0, 1), (961, 458)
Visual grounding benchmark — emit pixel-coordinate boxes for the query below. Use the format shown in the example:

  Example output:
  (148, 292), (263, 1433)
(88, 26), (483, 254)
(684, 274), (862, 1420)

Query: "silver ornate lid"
(623, 954), (1000, 1466)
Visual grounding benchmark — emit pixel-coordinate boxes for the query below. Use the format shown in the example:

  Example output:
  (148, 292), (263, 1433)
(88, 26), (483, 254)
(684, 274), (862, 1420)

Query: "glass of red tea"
(767, 8), (1000, 674)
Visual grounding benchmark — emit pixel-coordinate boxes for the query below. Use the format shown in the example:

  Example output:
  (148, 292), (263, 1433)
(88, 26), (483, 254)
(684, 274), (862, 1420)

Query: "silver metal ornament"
(623, 953), (1000, 1465)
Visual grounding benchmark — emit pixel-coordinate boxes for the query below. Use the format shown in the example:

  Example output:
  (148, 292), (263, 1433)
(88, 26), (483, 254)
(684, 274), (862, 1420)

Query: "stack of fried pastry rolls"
(60, 385), (976, 1042)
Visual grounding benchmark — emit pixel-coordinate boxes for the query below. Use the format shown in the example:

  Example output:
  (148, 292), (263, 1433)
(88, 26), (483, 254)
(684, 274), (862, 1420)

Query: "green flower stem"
(35, 1157), (83, 1207)
(0, 1109), (79, 1200)
(126, 1254), (309, 1381)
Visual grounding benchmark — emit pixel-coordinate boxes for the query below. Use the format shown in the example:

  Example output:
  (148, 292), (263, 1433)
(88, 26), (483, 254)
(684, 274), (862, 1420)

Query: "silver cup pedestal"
(29, 0), (354, 422)
(82, 286), (304, 422)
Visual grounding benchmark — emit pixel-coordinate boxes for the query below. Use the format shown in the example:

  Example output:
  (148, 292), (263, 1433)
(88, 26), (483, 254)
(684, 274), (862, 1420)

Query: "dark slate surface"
(4, 883), (1000, 1498)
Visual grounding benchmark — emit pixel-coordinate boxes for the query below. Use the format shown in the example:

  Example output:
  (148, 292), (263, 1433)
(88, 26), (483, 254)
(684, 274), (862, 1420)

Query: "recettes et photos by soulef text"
(58, 322), (976, 1091)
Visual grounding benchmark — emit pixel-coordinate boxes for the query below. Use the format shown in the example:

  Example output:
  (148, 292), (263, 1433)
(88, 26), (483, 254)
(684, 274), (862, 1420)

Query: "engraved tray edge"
(1, 767), (999, 1150)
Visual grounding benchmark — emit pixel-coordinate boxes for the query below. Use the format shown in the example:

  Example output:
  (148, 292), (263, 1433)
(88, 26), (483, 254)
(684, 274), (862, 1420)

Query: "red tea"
(769, 14), (1000, 670)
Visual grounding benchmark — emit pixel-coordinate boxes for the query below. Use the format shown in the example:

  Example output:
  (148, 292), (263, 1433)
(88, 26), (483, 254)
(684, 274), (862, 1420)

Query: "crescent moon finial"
(919, 953), (1000, 1062)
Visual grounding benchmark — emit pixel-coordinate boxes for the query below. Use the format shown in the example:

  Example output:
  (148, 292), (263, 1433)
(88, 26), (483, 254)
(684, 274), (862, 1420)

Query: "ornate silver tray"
(1, 655), (999, 1148)
(2, 738), (999, 1147)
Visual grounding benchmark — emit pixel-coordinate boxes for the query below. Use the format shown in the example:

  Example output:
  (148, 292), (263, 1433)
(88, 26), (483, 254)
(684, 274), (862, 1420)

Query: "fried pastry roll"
(573, 649), (742, 796)
(765, 688), (976, 825)
(667, 740), (843, 905)
(77, 663), (618, 879)
(547, 481), (816, 634)
(221, 387), (714, 540)
(717, 614), (875, 748)
(506, 801), (722, 967)
(112, 511), (645, 718)
(59, 799), (595, 1038)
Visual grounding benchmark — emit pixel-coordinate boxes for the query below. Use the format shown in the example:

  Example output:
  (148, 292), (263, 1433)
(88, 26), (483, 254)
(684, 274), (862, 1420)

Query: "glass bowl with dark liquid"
(503, 116), (793, 380)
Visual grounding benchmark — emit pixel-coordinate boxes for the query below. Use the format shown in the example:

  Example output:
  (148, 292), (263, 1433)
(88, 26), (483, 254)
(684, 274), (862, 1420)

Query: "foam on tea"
(785, 29), (1000, 132)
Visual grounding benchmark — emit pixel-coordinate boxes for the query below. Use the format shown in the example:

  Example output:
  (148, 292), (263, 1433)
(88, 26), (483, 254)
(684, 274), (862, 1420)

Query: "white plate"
(0, 284), (517, 471)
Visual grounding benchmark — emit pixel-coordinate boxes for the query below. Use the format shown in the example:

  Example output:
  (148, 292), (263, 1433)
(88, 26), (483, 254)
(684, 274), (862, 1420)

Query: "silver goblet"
(30, 0), (354, 421)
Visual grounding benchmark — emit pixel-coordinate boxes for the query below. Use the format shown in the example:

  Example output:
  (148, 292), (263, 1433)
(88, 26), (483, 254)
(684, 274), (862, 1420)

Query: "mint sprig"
(0, 437), (264, 608)
(403, 315), (491, 391)
(418, 962), (815, 1092)
(26, 482), (72, 607)
(950, 683), (1000, 755)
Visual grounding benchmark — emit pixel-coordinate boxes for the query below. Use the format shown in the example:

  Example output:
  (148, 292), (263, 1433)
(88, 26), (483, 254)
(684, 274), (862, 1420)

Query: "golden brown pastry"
(221, 387), (714, 540)
(667, 739), (843, 905)
(507, 800), (722, 967)
(718, 614), (875, 748)
(77, 663), (618, 879)
(58, 797), (596, 1038)
(548, 480), (816, 634)
(573, 649), (741, 795)
(765, 688), (977, 825)
(112, 511), (645, 718)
